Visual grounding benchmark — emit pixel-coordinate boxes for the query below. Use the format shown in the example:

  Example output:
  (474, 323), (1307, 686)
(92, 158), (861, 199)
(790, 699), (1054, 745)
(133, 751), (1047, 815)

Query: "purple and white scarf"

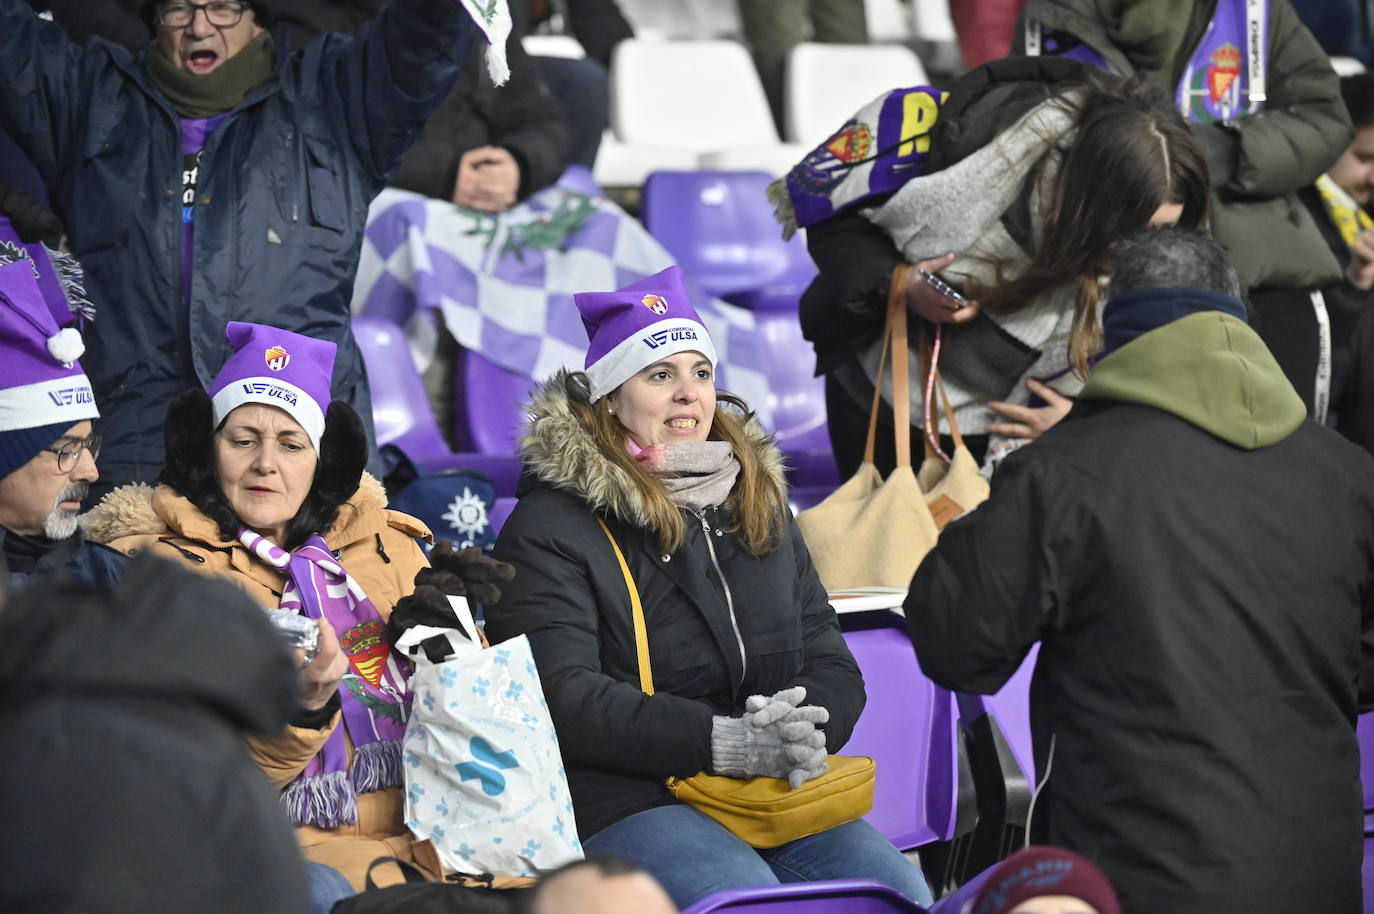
(241, 530), (411, 828)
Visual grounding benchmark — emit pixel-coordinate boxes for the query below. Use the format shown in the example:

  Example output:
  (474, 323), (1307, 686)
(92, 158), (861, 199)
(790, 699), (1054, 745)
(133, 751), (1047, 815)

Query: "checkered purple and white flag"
(350, 175), (775, 429)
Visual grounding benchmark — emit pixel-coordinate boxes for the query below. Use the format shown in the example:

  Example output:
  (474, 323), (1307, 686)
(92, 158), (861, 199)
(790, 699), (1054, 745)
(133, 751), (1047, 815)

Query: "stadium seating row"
(588, 37), (925, 186)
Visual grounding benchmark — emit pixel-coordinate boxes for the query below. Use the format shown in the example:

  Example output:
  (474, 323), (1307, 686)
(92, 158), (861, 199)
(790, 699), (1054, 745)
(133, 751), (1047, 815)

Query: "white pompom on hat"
(0, 260), (99, 478)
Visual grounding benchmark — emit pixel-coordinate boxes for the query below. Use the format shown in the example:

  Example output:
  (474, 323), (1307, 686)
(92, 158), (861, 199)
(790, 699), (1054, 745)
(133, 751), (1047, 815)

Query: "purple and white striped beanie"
(0, 259), (98, 479)
(573, 265), (718, 401)
(207, 322), (336, 452)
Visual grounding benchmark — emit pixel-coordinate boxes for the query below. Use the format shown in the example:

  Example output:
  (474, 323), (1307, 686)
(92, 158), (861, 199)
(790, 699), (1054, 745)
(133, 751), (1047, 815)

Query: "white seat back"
(521, 34), (586, 59)
(1332, 56), (1368, 76)
(864, 0), (912, 41)
(617, 0), (738, 39)
(784, 43), (928, 146)
(611, 39), (780, 150)
(908, 0), (957, 42)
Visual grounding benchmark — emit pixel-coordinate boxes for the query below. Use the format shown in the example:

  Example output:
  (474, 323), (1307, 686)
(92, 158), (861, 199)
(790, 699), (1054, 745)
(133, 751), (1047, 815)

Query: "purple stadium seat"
(490, 496), (518, 537)
(682, 879), (930, 914)
(454, 346), (534, 456)
(1358, 712), (1374, 878)
(753, 313), (838, 488)
(352, 315), (522, 494)
(951, 647), (1039, 882)
(641, 170), (817, 313)
(1359, 716), (1374, 914)
(557, 163), (603, 198)
(979, 645), (1038, 784)
(840, 612), (959, 851)
(1359, 714), (1374, 812)
(1365, 838), (1374, 913)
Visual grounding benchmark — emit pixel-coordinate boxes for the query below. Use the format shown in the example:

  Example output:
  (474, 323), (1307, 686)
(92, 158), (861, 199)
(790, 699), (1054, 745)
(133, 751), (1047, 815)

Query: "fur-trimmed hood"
(80, 472), (415, 549)
(520, 371), (789, 528)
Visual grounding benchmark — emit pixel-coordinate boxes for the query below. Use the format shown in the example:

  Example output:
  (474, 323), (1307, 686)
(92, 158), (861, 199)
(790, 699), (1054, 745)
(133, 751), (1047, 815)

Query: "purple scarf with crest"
(241, 530), (411, 828)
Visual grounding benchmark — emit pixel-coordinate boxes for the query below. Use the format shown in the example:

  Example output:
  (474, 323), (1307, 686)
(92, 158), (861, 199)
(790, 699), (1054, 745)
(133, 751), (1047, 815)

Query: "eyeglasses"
(156, 1), (248, 28)
(44, 435), (102, 474)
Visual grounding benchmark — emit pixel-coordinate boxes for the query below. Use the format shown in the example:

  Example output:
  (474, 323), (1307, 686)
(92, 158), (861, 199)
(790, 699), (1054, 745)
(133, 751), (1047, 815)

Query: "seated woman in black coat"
(484, 265), (932, 909)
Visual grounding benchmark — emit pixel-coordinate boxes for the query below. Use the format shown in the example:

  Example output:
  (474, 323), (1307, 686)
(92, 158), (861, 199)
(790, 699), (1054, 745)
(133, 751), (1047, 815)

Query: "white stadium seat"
(610, 38), (807, 178)
(521, 34), (586, 59)
(784, 42), (929, 146)
(1331, 56), (1368, 76)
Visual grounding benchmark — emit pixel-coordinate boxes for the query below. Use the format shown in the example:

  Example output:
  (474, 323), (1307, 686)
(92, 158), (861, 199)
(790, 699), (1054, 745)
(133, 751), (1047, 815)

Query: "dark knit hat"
(140, 0), (276, 34)
(972, 846), (1121, 914)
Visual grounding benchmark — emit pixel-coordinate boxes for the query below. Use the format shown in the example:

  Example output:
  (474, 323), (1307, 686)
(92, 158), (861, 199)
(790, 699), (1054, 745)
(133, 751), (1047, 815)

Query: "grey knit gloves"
(710, 686), (830, 789)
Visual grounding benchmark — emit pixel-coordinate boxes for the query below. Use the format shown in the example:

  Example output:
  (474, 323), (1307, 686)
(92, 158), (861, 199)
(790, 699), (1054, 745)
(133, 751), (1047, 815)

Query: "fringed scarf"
(630, 439), (740, 510)
(240, 530), (410, 828)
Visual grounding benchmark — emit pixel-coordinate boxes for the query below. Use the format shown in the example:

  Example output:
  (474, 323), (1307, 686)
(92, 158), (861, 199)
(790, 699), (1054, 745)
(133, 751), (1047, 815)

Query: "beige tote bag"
(798, 264), (988, 590)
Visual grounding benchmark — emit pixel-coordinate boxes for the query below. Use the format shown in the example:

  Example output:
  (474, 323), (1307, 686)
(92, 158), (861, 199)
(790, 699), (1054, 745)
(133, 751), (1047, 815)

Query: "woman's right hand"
(299, 618), (348, 712)
(906, 253), (980, 324)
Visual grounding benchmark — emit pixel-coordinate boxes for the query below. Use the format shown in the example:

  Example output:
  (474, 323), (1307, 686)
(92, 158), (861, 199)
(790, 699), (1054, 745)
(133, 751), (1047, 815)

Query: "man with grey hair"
(1109, 227), (1243, 299)
(0, 262), (123, 595)
(905, 228), (1374, 913)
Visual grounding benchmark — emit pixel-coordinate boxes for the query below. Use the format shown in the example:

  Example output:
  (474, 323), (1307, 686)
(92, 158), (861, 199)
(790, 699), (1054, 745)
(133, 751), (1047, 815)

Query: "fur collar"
(82, 472), (398, 547)
(519, 371), (788, 528)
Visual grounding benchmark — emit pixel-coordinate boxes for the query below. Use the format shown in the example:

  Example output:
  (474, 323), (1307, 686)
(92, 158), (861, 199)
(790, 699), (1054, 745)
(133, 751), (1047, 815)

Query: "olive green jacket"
(1014, 0), (1353, 290)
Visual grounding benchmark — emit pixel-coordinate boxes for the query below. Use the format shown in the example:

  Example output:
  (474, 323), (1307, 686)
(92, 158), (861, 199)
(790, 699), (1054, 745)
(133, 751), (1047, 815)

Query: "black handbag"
(330, 858), (529, 914)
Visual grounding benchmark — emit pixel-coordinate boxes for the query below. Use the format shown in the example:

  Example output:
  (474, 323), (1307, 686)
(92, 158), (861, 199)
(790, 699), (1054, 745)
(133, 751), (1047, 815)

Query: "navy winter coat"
(0, 0), (475, 487)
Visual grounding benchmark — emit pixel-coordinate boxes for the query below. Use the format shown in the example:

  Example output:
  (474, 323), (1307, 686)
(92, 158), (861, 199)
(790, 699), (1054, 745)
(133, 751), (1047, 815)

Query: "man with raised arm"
(0, 0), (497, 496)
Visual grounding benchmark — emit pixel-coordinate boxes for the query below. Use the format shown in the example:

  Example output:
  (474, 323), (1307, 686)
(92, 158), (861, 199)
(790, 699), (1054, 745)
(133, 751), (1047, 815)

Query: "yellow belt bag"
(596, 517), (876, 849)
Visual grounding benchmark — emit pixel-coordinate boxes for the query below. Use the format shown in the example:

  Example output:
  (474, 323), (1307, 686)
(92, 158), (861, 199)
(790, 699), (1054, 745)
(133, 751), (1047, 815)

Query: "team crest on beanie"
(265, 344), (291, 372)
(207, 322), (336, 453)
(574, 266), (718, 401)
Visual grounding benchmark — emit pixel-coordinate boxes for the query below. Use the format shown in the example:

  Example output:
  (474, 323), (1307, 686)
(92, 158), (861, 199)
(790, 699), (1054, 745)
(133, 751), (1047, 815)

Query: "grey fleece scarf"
(634, 440), (740, 512)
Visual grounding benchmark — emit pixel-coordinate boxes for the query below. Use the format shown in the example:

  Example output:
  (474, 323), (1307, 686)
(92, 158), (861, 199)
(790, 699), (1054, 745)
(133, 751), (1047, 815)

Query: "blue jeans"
(583, 804), (934, 910)
(305, 861), (355, 914)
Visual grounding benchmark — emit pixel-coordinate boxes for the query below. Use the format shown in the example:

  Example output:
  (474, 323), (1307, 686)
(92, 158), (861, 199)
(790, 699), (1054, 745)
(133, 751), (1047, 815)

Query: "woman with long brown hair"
(484, 266), (932, 910)
(798, 61), (1211, 476)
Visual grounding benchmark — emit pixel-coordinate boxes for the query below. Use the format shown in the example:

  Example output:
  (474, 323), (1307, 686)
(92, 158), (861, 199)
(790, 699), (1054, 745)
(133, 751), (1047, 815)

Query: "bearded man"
(0, 259), (122, 593)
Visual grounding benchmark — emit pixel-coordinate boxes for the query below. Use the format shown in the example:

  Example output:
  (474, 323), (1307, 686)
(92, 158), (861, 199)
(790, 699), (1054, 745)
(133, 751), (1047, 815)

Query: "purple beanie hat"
(207, 322), (335, 452)
(0, 259), (99, 478)
(573, 265), (718, 401)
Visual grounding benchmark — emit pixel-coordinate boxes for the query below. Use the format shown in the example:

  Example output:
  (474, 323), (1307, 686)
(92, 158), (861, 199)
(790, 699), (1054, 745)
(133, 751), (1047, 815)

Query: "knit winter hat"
(140, 0), (275, 32)
(971, 846), (1121, 914)
(0, 260), (99, 479)
(208, 322), (335, 452)
(573, 265), (718, 401)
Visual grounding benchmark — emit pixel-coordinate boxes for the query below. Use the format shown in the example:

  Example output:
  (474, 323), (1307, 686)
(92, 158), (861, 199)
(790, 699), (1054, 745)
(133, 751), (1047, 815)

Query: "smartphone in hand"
(916, 268), (967, 307)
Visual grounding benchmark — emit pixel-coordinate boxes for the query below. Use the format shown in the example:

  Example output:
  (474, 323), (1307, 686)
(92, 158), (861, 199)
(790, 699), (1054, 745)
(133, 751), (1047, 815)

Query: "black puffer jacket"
(485, 375), (864, 839)
(0, 553), (307, 913)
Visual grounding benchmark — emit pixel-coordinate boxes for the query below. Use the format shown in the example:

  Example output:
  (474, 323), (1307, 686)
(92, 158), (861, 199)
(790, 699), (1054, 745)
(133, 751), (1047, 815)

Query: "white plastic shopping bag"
(402, 627), (583, 877)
